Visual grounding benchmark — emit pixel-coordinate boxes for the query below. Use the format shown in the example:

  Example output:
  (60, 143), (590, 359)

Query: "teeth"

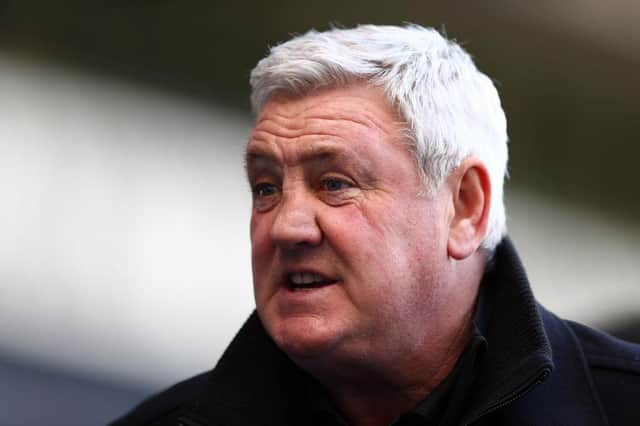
(290, 272), (327, 285)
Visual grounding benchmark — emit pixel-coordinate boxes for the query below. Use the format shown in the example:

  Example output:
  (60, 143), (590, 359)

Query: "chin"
(267, 315), (343, 360)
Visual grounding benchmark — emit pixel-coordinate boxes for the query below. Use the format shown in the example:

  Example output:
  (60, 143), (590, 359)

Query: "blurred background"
(1, 2), (639, 425)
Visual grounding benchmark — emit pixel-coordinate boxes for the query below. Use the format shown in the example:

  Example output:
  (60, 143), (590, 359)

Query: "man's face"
(246, 86), (454, 365)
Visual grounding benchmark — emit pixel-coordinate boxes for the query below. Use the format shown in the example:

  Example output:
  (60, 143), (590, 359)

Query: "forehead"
(257, 86), (399, 128)
(245, 85), (408, 164)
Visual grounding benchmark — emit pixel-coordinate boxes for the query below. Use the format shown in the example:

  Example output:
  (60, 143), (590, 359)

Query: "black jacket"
(113, 239), (640, 425)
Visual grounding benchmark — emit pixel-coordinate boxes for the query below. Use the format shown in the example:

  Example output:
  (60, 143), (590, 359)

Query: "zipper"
(466, 367), (551, 425)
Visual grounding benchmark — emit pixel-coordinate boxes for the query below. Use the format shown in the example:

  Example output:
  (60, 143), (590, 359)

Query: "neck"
(301, 254), (485, 426)
(333, 332), (471, 426)
(297, 302), (474, 426)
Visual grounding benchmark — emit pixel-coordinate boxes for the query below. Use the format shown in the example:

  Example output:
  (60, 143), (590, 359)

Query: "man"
(114, 25), (640, 426)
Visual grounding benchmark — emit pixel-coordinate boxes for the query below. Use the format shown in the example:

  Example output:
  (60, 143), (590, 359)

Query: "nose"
(269, 188), (322, 249)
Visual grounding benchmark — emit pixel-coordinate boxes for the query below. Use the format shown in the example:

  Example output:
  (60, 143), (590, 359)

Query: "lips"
(286, 271), (338, 290)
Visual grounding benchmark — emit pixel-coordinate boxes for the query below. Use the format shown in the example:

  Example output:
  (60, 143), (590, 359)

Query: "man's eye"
(322, 178), (351, 192)
(254, 182), (278, 197)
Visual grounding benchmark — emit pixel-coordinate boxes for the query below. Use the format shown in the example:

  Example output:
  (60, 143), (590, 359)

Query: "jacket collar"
(463, 238), (606, 425)
(460, 237), (554, 423)
(182, 238), (604, 425)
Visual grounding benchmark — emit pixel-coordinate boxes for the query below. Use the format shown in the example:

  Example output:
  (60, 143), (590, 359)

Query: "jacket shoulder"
(110, 372), (209, 426)
(568, 320), (640, 426)
(568, 320), (640, 373)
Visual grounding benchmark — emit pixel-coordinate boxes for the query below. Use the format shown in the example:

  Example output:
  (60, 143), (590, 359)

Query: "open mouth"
(287, 272), (338, 291)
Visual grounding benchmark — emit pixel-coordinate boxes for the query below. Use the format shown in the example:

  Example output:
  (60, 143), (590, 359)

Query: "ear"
(447, 157), (491, 260)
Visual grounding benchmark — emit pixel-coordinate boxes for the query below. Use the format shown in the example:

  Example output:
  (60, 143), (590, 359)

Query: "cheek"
(320, 206), (378, 256)
(250, 213), (276, 283)
(335, 201), (444, 289)
(337, 202), (416, 252)
(249, 212), (261, 241)
(322, 206), (403, 291)
(250, 215), (273, 307)
(250, 213), (271, 251)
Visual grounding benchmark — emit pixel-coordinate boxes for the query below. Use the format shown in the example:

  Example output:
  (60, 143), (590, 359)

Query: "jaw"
(257, 280), (355, 359)
(271, 317), (337, 358)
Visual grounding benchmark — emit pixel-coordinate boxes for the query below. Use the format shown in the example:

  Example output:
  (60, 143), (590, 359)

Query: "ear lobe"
(447, 158), (491, 260)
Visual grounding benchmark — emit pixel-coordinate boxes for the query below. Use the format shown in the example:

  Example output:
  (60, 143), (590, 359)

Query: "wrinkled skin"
(246, 85), (468, 367)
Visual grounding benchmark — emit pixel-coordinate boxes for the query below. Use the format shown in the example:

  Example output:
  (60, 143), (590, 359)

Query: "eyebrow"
(244, 144), (278, 165)
(244, 140), (378, 190)
(244, 145), (279, 179)
(244, 141), (350, 171)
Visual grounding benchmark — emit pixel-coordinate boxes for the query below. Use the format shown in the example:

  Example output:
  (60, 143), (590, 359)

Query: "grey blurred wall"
(1, 3), (639, 424)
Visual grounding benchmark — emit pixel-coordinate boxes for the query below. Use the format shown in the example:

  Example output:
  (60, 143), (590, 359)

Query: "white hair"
(249, 24), (508, 250)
